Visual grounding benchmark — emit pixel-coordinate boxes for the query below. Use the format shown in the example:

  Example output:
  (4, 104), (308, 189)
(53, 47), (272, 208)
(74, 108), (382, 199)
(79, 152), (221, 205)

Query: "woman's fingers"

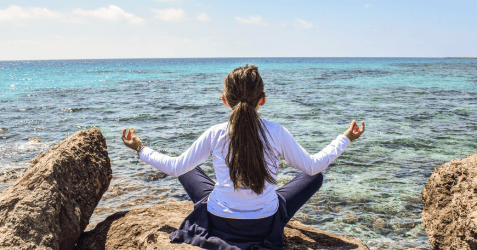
(121, 127), (143, 151)
(129, 127), (136, 137)
(350, 120), (358, 134)
(347, 122), (354, 133)
(122, 127), (137, 141)
(121, 128), (127, 143)
(126, 128), (132, 140)
(354, 121), (365, 137)
(344, 120), (365, 142)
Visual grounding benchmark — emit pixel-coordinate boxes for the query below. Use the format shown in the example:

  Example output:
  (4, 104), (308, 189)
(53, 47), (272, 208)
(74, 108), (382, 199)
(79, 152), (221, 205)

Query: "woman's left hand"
(121, 127), (143, 151)
(344, 120), (365, 142)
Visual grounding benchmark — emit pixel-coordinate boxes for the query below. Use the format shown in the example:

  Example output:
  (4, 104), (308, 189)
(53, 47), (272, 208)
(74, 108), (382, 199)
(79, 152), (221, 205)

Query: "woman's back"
(207, 121), (280, 219)
(146, 119), (351, 219)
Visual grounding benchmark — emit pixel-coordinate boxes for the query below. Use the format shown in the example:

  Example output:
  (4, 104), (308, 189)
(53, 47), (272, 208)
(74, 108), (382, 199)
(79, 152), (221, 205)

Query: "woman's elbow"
(301, 168), (316, 176)
(169, 169), (181, 177)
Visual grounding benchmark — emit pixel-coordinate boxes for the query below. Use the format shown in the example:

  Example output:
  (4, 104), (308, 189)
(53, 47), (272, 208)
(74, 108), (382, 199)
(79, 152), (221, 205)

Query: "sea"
(1, 57), (476, 249)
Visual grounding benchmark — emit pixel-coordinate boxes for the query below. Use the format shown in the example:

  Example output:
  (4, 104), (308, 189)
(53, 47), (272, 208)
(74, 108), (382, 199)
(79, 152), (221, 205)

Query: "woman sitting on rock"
(121, 65), (365, 250)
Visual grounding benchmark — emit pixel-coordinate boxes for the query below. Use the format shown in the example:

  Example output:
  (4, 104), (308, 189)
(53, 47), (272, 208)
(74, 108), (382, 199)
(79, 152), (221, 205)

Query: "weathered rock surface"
(422, 152), (477, 250)
(28, 137), (41, 143)
(0, 127), (112, 250)
(74, 201), (369, 250)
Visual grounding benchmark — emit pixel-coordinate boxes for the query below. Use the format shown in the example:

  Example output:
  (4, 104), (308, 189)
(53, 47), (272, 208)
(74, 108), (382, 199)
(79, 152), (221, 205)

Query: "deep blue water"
(1, 57), (477, 249)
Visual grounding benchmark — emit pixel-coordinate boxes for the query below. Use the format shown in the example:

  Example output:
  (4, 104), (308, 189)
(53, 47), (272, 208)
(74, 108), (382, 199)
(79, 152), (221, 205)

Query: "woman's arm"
(121, 127), (212, 177)
(278, 120), (364, 175)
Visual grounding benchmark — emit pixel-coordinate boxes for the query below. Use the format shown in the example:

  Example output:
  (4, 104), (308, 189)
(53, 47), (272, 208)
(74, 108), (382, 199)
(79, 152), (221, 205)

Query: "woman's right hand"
(344, 120), (365, 142)
(121, 127), (143, 151)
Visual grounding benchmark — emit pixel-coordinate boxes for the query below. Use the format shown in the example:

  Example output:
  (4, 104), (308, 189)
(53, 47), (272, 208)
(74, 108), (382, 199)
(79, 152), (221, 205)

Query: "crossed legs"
(177, 165), (215, 203)
(178, 165), (324, 223)
(276, 171), (323, 223)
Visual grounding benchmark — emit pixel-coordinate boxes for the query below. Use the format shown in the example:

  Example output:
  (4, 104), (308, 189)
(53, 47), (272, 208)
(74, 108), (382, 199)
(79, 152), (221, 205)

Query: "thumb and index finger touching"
(359, 121), (365, 134)
(353, 120), (365, 137)
(347, 120), (365, 139)
(121, 127), (136, 142)
(127, 127), (136, 140)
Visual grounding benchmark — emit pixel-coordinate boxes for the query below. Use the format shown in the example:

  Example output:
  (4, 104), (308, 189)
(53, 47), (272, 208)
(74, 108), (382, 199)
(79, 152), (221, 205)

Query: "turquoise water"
(1, 58), (476, 249)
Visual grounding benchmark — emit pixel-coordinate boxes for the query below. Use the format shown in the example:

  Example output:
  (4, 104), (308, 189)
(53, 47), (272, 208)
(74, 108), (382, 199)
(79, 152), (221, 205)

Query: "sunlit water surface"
(1, 58), (477, 249)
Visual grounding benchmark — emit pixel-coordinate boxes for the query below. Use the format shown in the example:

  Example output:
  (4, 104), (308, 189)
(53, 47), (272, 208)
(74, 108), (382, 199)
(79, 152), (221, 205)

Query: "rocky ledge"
(74, 201), (369, 250)
(422, 152), (477, 250)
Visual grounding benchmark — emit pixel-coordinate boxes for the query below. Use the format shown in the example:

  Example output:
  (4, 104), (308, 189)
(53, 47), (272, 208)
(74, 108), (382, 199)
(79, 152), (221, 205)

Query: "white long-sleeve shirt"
(140, 120), (350, 219)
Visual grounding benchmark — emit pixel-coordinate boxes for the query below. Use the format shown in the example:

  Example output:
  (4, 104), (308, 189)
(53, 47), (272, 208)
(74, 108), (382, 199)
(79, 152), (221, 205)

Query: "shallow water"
(1, 58), (477, 249)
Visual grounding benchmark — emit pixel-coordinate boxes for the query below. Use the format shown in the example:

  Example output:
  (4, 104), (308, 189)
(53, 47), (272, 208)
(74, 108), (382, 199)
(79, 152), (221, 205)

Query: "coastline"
(442, 57), (477, 59)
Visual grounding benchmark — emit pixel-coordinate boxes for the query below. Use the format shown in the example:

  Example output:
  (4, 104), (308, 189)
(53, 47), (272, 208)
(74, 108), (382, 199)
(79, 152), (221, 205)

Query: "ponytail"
(223, 65), (276, 195)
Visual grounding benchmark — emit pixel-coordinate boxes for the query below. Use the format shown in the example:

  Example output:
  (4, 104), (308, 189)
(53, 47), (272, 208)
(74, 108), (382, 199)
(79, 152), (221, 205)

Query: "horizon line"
(2, 56), (476, 62)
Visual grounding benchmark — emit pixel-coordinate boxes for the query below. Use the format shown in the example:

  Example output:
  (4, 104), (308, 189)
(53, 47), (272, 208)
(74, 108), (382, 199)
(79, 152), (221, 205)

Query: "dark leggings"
(178, 165), (324, 224)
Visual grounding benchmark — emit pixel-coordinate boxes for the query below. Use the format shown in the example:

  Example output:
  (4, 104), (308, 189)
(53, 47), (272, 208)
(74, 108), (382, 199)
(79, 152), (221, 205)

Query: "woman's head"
(222, 65), (275, 195)
(222, 65), (265, 109)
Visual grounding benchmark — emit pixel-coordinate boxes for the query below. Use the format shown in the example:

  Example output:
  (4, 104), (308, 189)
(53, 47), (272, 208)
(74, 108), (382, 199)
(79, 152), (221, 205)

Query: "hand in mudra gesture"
(121, 127), (143, 151)
(344, 120), (365, 142)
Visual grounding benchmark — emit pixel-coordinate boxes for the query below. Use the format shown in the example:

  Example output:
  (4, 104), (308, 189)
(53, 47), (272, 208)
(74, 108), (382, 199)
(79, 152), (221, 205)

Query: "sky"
(0, 0), (476, 60)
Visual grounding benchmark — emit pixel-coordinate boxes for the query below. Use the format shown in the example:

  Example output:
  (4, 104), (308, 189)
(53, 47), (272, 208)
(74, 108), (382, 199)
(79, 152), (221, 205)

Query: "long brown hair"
(222, 65), (276, 195)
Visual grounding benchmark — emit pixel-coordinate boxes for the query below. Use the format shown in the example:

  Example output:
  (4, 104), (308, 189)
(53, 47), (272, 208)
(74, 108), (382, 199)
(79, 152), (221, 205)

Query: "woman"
(121, 65), (364, 249)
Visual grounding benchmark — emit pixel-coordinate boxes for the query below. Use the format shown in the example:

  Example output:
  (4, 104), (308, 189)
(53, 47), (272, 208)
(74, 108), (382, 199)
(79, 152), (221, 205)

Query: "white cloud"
(0, 5), (65, 22)
(235, 16), (267, 27)
(152, 0), (178, 2)
(196, 12), (210, 21)
(294, 18), (313, 29)
(72, 5), (144, 25)
(152, 8), (187, 22)
(364, 4), (372, 8)
(0, 5), (145, 25)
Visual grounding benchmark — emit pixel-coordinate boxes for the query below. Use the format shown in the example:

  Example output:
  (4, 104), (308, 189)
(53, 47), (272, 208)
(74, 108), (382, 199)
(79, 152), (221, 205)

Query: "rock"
(0, 127), (112, 250)
(421, 152), (477, 250)
(283, 219), (369, 249)
(74, 201), (369, 250)
(28, 137), (41, 143)
(74, 201), (195, 250)
(0, 167), (28, 182)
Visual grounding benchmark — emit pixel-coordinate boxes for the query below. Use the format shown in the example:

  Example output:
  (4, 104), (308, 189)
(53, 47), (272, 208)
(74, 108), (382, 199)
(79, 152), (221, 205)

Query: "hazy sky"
(1, 0), (476, 60)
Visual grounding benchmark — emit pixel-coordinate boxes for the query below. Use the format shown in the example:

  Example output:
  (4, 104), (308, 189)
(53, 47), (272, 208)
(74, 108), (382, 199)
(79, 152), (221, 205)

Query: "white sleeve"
(278, 126), (350, 175)
(139, 128), (212, 177)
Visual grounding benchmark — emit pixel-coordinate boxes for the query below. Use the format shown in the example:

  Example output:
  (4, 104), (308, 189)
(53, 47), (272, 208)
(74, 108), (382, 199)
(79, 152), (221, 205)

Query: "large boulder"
(422, 152), (477, 250)
(74, 201), (369, 250)
(0, 127), (112, 250)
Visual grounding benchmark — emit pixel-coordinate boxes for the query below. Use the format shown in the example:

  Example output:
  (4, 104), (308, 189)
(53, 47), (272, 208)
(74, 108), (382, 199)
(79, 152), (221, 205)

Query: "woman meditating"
(121, 65), (365, 250)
